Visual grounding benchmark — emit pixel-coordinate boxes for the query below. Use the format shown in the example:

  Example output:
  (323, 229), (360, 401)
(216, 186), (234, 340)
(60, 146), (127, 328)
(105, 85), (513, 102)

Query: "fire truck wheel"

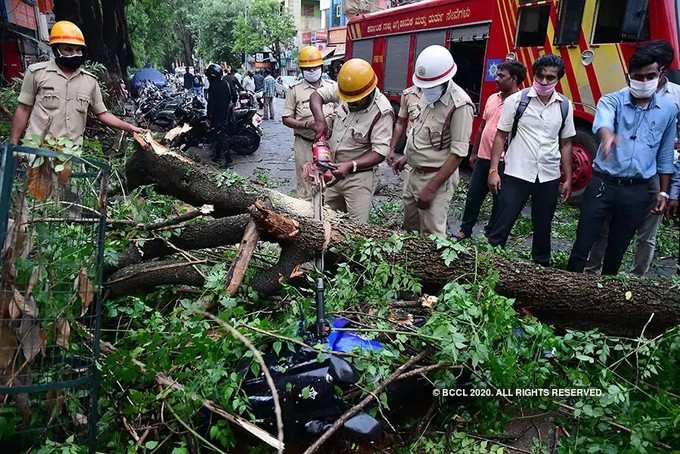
(567, 127), (598, 205)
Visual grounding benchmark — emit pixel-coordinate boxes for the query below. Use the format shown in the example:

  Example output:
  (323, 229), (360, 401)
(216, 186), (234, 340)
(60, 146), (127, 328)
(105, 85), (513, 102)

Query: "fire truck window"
(415, 30), (447, 57)
(516, 5), (550, 47)
(556, 0), (585, 45)
(352, 39), (374, 64)
(450, 40), (487, 106)
(383, 35), (410, 95)
(593, 0), (649, 43)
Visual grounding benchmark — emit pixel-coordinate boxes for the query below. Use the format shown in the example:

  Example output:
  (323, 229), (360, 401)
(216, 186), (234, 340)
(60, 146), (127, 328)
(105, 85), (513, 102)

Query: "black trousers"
(459, 159), (504, 237)
(487, 174), (560, 266)
(567, 174), (654, 275)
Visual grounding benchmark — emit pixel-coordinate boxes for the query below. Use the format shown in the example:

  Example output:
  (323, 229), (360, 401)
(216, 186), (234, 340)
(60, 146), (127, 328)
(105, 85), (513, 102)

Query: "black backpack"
(508, 88), (569, 148)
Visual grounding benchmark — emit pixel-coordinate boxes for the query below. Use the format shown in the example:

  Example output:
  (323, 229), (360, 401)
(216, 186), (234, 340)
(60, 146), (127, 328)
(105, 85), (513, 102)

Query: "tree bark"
(106, 214), (251, 273)
(54, 0), (133, 77)
(119, 139), (680, 336)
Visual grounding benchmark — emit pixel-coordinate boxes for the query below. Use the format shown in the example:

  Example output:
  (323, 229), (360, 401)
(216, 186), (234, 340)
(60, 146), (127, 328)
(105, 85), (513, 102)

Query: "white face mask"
(303, 68), (322, 83)
(629, 78), (658, 99)
(422, 84), (445, 105)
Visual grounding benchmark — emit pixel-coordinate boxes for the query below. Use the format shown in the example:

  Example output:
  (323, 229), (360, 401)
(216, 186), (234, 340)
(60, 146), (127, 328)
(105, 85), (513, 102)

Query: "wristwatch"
(352, 160), (358, 173)
(659, 192), (670, 199)
(489, 168), (498, 176)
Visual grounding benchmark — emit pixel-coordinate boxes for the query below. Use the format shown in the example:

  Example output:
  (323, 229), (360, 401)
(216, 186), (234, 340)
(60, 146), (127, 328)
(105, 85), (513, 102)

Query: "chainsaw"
(238, 136), (383, 443)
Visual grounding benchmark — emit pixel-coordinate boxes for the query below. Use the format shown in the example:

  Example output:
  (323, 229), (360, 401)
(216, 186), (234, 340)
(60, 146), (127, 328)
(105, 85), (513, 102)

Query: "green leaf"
(144, 441), (159, 449)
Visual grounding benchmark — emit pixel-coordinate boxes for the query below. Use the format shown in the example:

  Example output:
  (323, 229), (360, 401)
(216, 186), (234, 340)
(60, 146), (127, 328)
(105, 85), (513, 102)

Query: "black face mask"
(347, 90), (375, 112)
(55, 49), (84, 70)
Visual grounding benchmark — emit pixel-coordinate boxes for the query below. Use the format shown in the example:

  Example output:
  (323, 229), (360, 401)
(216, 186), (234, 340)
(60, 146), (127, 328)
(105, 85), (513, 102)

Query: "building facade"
(1, 0), (54, 83)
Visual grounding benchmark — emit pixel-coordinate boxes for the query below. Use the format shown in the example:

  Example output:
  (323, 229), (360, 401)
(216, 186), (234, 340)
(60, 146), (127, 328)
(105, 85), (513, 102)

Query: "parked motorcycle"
(169, 103), (262, 156)
(236, 90), (257, 110)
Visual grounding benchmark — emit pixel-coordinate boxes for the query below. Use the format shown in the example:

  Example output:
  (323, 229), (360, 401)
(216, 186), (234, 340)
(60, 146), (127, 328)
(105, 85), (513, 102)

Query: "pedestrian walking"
(263, 70), (277, 120)
(390, 45), (474, 235)
(567, 46), (678, 275)
(254, 71), (265, 92)
(585, 40), (680, 276)
(243, 71), (256, 92)
(192, 72), (204, 97)
(205, 64), (234, 167)
(456, 60), (526, 240)
(9, 21), (142, 146)
(183, 66), (193, 90)
(309, 58), (394, 223)
(282, 46), (337, 200)
(487, 55), (575, 266)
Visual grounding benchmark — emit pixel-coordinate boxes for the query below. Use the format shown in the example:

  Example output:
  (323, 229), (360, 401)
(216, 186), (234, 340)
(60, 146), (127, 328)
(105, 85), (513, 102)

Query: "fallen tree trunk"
(115, 137), (680, 335)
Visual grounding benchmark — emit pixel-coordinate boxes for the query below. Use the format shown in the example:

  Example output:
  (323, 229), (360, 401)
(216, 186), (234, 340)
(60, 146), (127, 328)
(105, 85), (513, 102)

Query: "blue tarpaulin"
(327, 318), (383, 353)
(131, 67), (166, 91)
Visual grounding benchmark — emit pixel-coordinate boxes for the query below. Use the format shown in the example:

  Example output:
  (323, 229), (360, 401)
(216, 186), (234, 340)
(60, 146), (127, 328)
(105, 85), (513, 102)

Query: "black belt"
(593, 171), (650, 186)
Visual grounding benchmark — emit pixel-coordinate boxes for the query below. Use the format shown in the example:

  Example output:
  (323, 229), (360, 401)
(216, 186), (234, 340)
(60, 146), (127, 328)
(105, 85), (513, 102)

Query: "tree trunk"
(54, 0), (133, 77)
(118, 137), (680, 336)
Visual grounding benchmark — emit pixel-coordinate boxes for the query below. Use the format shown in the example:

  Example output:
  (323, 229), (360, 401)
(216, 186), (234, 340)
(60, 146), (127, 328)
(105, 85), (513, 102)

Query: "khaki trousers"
(293, 135), (314, 201)
(402, 168), (459, 235)
(325, 169), (377, 224)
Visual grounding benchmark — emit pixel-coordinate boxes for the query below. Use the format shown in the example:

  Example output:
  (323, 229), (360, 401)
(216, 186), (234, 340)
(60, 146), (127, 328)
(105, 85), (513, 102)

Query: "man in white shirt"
(487, 55), (575, 266)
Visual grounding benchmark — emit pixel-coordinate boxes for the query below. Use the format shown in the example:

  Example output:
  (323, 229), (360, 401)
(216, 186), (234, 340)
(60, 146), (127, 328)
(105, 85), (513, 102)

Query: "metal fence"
(0, 143), (108, 452)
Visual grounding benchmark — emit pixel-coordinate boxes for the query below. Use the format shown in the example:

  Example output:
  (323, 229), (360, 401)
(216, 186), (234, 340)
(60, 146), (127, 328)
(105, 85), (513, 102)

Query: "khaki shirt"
(397, 85), (422, 120)
(282, 78), (337, 141)
(316, 85), (394, 162)
(406, 80), (474, 168)
(18, 60), (108, 144)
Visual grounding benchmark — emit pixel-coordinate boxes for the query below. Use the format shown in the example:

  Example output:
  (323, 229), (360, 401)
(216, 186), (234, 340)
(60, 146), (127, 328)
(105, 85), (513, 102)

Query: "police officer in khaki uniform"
(309, 58), (393, 223)
(9, 21), (142, 146)
(392, 45), (474, 235)
(282, 46), (336, 200)
(386, 85), (421, 167)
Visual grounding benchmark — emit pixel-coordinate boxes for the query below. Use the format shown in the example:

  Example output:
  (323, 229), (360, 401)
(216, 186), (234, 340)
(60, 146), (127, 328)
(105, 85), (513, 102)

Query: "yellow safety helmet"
(298, 46), (323, 68)
(49, 21), (86, 47)
(337, 58), (377, 103)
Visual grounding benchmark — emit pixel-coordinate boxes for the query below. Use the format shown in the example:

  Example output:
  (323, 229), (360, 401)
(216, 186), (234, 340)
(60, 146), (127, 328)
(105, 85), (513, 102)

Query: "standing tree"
(233, 0), (296, 72)
(189, 0), (242, 68)
(126, 0), (195, 69)
(53, 0), (133, 77)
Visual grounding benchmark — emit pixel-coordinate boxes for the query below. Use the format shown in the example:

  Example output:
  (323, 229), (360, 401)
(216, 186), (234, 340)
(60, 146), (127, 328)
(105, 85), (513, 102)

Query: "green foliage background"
(125, 0), (295, 70)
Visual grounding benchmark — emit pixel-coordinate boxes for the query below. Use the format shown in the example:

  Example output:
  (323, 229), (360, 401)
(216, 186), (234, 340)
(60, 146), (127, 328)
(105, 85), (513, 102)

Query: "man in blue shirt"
(568, 46), (678, 275)
(263, 70), (277, 120)
(585, 40), (680, 276)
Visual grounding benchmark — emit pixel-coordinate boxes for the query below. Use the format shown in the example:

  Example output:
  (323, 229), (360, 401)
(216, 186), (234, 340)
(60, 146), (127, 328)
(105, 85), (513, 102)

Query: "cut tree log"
(116, 136), (680, 336)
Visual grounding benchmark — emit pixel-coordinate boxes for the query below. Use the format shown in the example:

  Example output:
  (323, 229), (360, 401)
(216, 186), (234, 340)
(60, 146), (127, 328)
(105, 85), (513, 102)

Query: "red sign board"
(8, 0), (38, 30)
(351, 3), (482, 39)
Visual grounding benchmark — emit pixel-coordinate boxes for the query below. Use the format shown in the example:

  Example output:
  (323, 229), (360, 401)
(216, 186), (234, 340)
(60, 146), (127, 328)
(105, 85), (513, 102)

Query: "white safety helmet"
(412, 45), (457, 89)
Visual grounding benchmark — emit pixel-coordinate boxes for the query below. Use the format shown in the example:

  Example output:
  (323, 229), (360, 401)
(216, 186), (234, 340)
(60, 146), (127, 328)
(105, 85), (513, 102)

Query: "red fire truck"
(344, 0), (680, 192)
